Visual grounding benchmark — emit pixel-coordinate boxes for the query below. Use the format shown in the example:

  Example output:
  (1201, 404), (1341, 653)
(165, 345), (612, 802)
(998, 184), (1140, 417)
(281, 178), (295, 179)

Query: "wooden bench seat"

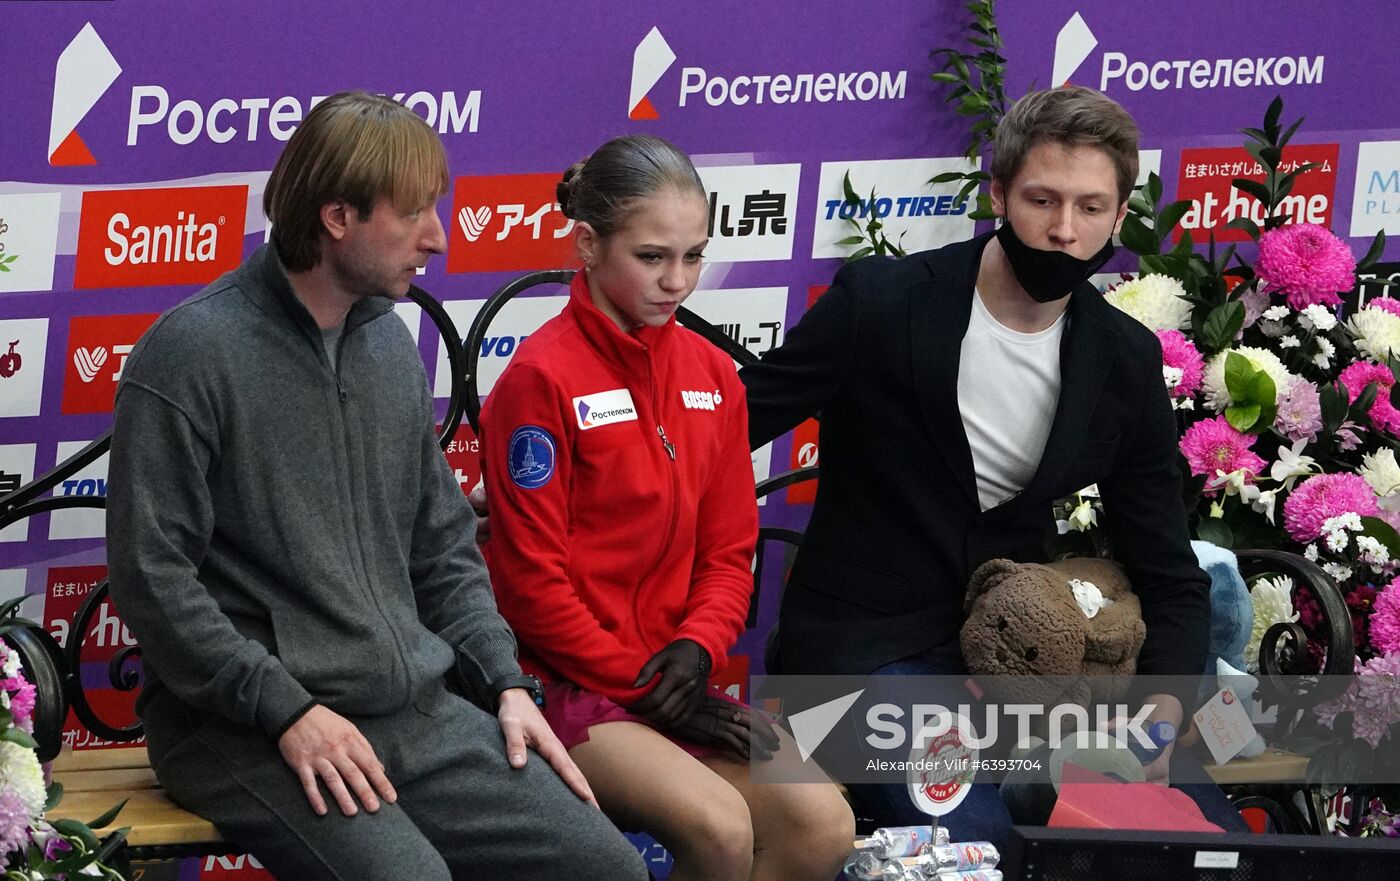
(46, 746), (224, 849)
(1202, 747), (1311, 786)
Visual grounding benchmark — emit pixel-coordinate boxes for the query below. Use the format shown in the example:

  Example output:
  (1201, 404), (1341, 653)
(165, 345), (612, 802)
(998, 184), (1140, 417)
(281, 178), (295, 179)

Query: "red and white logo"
(442, 424), (482, 499)
(49, 23), (122, 166)
(62, 313), (159, 414)
(0, 319), (49, 419)
(1052, 13), (1098, 87)
(629, 27), (676, 120)
(74, 185), (247, 289)
(447, 174), (574, 273)
(1175, 145), (1339, 243)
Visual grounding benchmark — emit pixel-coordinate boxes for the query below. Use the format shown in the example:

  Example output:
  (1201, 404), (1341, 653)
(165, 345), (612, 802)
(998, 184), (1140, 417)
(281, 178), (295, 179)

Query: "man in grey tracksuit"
(105, 91), (645, 881)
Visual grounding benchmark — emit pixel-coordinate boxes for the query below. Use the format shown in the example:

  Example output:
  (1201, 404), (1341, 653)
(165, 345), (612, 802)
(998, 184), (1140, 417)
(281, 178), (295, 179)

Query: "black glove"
(671, 695), (783, 762)
(627, 639), (711, 727)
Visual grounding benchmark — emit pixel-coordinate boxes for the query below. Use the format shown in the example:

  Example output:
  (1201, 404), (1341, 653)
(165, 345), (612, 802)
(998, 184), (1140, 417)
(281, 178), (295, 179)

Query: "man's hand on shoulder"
(496, 688), (599, 808)
(277, 704), (397, 817)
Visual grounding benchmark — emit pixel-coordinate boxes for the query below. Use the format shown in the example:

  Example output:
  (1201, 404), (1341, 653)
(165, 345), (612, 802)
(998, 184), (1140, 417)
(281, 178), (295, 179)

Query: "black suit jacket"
(741, 232), (1210, 693)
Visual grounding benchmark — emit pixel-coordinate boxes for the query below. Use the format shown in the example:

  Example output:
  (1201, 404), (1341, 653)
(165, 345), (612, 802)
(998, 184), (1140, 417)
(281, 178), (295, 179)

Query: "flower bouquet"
(1056, 96), (1400, 813)
(0, 599), (125, 880)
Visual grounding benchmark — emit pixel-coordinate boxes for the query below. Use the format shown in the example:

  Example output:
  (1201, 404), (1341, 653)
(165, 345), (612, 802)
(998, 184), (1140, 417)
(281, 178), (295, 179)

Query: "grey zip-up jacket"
(107, 244), (520, 738)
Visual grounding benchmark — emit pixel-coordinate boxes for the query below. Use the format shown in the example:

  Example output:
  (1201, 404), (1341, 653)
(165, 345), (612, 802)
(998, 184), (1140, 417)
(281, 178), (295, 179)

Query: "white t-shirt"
(957, 289), (1066, 512)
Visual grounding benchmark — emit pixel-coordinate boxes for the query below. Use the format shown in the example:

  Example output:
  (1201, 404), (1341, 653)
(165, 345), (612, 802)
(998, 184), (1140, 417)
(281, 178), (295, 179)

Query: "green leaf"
(846, 246), (874, 262)
(1201, 301), (1246, 352)
(932, 72), (962, 84)
(0, 727), (36, 750)
(85, 798), (127, 830)
(1359, 517), (1400, 560)
(51, 818), (99, 852)
(1225, 216), (1261, 241)
(44, 781), (63, 813)
(1231, 178), (1272, 204)
(1128, 195), (1154, 216)
(1354, 381), (1380, 421)
(1155, 200), (1191, 238)
(1117, 213), (1159, 256)
(1277, 115), (1305, 150)
(1247, 368), (1278, 408)
(834, 235), (866, 246)
(1241, 126), (1270, 144)
(1224, 352), (1256, 400)
(1144, 172), (1162, 206)
(841, 171), (859, 206)
(928, 171), (968, 184)
(1225, 403), (1262, 432)
(1263, 95), (1284, 139)
(1196, 517), (1234, 548)
(1358, 230), (1388, 272)
(1321, 382), (1348, 432)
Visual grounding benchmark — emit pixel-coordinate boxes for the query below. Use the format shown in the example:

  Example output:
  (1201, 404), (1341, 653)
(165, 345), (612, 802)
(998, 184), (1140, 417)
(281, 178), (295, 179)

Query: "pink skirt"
(543, 680), (745, 758)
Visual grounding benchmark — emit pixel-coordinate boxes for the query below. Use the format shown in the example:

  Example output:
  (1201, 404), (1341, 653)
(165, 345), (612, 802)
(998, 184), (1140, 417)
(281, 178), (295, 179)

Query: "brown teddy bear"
(960, 557), (1146, 725)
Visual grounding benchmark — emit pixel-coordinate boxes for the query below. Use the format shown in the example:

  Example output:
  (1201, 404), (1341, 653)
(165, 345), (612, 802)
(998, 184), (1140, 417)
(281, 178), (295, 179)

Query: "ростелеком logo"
(49, 23), (123, 166)
(1051, 13), (1097, 88)
(629, 27), (676, 120)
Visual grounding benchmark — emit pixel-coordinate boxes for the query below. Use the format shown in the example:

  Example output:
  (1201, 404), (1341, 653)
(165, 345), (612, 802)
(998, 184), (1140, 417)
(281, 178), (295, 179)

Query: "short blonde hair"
(263, 91), (450, 272)
(992, 86), (1139, 204)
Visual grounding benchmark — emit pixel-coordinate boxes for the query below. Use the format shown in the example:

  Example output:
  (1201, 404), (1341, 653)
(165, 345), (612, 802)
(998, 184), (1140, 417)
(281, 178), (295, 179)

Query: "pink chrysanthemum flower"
(1256, 223), (1356, 311)
(1178, 416), (1266, 489)
(0, 792), (26, 871)
(1339, 360), (1400, 435)
(1369, 297), (1400, 317)
(1157, 329), (1204, 398)
(1283, 472), (1380, 543)
(1274, 378), (1323, 443)
(1372, 582), (1400, 655)
(9, 680), (35, 735)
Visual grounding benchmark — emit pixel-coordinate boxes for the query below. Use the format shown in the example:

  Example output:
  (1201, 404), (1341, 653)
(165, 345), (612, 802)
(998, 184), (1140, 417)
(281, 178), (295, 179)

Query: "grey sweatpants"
(143, 683), (647, 881)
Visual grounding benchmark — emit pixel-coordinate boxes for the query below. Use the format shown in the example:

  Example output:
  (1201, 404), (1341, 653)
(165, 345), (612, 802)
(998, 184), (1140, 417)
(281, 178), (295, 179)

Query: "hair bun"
(556, 161), (586, 218)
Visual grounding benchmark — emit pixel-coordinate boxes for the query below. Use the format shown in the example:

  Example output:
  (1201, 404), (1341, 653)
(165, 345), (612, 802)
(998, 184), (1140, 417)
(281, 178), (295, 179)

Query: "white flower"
(1304, 544), (1320, 561)
(1301, 304), (1339, 332)
(1174, 397), (1196, 411)
(1064, 499), (1099, 532)
(1202, 346), (1294, 411)
(1263, 305), (1291, 321)
(1314, 337), (1336, 370)
(1210, 468), (1252, 497)
(1270, 439), (1319, 487)
(1356, 535), (1392, 572)
(1258, 319), (1286, 338)
(1163, 365), (1184, 389)
(1326, 530), (1350, 553)
(1245, 575), (1297, 671)
(1210, 500), (1225, 518)
(1280, 335), (1301, 349)
(1103, 274), (1192, 331)
(1348, 304), (1400, 363)
(0, 646), (18, 679)
(1360, 448), (1400, 498)
(1241, 484), (1280, 523)
(1322, 562), (1354, 583)
(0, 740), (46, 817)
(1322, 512), (1364, 534)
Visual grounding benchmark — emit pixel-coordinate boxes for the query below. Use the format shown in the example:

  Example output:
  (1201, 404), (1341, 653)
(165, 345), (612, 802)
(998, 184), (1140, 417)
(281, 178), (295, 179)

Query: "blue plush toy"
(1191, 540), (1254, 694)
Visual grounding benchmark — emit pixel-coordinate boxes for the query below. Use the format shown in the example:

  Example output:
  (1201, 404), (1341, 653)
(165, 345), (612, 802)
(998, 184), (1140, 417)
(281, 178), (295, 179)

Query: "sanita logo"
(49, 23), (123, 166)
(630, 25), (906, 116)
(680, 389), (722, 411)
(75, 185), (247, 289)
(823, 194), (967, 222)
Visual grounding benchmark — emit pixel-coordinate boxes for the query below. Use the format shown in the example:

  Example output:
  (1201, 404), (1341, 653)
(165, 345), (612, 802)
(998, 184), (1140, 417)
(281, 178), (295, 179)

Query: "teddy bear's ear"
(965, 559), (1021, 612)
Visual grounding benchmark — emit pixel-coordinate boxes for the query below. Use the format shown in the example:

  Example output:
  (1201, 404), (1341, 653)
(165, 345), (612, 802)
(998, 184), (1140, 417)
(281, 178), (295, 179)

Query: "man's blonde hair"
(992, 86), (1140, 204)
(263, 91), (450, 272)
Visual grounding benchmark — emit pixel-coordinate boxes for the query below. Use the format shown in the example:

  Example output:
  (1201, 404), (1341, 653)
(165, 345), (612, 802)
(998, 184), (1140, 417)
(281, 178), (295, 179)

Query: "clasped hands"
(627, 638), (780, 762)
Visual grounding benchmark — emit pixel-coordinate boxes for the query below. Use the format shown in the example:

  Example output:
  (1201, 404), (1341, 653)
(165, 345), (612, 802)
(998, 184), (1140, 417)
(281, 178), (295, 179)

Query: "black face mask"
(995, 217), (1115, 304)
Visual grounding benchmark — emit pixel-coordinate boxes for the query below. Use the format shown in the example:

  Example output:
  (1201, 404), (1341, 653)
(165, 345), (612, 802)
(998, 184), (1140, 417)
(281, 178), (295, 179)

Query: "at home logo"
(49, 23), (122, 166)
(629, 27), (676, 120)
(74, 185), (247, 289)
(1052, 13), (1098, 87)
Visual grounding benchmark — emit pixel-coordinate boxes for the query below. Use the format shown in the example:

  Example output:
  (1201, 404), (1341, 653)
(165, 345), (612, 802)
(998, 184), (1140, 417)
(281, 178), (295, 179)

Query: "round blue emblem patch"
(508, 425), (556, 489)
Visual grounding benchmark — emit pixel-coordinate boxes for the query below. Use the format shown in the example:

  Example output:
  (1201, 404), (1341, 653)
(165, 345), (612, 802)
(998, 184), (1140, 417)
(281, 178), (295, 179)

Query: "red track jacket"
(482, 272), (758, 704)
